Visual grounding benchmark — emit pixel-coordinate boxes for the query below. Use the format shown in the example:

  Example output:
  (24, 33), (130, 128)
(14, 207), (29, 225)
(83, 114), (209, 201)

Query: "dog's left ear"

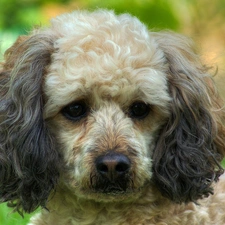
(0, 32), (60, 213)
(152, 32), (225, 203)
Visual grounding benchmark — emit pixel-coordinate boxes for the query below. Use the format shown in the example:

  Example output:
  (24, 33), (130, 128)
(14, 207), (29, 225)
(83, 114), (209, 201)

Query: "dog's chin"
(63, 165), (149, 202)
(77, 187), (143, 203)
(70, 178), (146, 202)
(83, 180), (149, 203)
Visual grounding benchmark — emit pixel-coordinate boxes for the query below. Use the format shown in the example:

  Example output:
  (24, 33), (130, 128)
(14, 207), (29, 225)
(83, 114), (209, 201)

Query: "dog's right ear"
(0, 31), (60, 214)
(152, 32), (225, 204)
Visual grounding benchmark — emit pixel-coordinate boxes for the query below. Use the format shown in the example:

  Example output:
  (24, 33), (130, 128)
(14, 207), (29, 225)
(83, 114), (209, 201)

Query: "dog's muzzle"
(92, 153), (132, 194)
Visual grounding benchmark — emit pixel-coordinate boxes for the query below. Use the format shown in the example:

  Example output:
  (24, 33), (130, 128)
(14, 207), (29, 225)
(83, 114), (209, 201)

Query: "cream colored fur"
(29, 176), (225, 225)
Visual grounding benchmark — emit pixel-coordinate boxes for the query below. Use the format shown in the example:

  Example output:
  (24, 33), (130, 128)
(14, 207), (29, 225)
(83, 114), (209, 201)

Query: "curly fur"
(0, 10), (225, 225)
(0, 33), (60, 213)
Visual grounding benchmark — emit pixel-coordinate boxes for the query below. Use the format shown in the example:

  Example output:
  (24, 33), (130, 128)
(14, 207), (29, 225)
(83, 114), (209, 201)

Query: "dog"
(1, 9), (225, 225)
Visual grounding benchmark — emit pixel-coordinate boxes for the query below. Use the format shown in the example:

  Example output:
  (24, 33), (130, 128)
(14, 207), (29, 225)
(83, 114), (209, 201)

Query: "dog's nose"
(95, 153), (130, 181)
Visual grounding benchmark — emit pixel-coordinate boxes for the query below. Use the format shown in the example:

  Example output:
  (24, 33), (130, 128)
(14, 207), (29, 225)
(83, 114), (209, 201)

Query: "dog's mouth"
(90, 174), (132, 195)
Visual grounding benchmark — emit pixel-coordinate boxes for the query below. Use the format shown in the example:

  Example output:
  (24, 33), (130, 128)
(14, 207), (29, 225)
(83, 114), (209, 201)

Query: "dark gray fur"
(0, 34), (60, 214)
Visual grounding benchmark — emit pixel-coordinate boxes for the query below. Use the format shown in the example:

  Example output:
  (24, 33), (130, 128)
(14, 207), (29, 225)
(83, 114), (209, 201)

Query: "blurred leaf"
(0, 203), (35, 225)
(85, 0), (180, 30)
(0, 0), (42, 33)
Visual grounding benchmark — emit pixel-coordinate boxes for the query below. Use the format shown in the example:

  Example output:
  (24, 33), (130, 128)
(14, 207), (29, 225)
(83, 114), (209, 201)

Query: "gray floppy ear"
(0, 32), (60, 214)
(152, 32), (225, 203)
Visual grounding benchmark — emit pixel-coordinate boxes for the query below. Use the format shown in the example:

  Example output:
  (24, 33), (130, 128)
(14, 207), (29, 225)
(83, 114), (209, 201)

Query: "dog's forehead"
(43, 11), (171, 117)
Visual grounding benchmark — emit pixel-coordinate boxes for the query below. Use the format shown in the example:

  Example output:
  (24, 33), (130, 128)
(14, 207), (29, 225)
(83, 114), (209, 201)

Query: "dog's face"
(0, 10), (224, 213)
(43, 19), (170, 200)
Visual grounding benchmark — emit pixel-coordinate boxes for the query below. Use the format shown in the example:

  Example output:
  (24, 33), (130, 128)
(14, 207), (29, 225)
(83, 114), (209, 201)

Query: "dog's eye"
(62, 101), (88, 121)
(129, 102), (150, 119)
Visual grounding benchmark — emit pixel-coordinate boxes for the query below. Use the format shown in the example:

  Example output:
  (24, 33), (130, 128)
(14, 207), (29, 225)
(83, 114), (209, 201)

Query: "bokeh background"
(0, 0), (225, 224)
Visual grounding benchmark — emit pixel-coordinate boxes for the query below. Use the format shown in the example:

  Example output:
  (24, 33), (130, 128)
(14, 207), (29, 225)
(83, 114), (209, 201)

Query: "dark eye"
(129, 102), (150, 119)
(61, 101), (88, 121)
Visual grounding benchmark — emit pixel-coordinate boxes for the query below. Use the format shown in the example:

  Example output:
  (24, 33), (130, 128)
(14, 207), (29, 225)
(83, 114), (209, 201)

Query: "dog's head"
(0, 10), (224, 213)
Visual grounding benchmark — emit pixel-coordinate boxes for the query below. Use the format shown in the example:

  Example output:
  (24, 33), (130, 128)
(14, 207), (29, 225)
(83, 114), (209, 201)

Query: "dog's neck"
(30, 180), (225, 225)
(40, 186), (165, 225)
(42, 183), (170, 225)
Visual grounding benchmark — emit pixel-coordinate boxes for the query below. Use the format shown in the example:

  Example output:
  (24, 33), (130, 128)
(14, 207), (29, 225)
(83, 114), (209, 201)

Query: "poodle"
(1, 9), (225, 225)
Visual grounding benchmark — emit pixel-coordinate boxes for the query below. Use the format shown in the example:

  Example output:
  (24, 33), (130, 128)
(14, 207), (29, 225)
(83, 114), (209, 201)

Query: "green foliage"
(0, 0), (40, 33)
(0, 0), (70, 32)
(0, 0), (180, 32)
(86, 0), (180, 30)
(222, 159), (225, 168)
(0, 203), (34, 225)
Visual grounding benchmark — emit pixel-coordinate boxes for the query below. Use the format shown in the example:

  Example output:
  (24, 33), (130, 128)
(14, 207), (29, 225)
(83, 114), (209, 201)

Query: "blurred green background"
(0, 0), (225, 224)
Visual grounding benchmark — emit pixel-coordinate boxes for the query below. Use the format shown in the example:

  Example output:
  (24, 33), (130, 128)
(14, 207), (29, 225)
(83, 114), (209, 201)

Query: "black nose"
(95, 153), (131, 182)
